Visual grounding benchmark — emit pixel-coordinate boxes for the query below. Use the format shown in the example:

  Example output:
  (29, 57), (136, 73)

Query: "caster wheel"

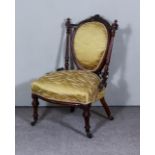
(70, 107), (75, 113)
(86, 133), (93, 138)
(31, 121), (37, 126)
(108, 115), (114, 120)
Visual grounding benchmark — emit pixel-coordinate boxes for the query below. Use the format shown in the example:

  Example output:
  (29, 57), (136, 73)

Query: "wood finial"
(111, 20), (118, 36)
(65, 18), (71, 33)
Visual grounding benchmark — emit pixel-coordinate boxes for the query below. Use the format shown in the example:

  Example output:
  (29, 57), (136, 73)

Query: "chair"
(31, 15), (118, 138)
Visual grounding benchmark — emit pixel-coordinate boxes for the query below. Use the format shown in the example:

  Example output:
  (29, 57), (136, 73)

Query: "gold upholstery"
(31, 70), (104, 104)
(74, 22), (108, 70)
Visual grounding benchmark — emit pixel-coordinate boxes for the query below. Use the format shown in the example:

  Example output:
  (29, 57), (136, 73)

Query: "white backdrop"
(15, 0), (140, 106)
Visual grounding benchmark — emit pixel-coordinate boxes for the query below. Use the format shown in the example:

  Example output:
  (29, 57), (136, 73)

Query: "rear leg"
(100, 97), (114, 120)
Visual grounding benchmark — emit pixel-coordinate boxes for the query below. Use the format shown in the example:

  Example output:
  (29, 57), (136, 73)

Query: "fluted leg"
(100, 97), (114, 120)
(82, 104), (93, 138)
(31, 94), (39, 126)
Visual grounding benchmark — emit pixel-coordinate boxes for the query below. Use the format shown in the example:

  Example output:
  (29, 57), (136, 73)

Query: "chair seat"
(31, 70), (104, 104)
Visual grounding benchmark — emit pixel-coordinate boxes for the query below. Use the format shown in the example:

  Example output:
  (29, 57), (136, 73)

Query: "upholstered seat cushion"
(31, 70), (104, 104)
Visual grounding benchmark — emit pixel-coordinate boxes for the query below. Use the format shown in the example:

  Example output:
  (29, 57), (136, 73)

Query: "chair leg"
(31, 94), (39, 126)
(82, 104), (93, 138)
(100, 97), (114, 120)
(70, 106), (75, 113)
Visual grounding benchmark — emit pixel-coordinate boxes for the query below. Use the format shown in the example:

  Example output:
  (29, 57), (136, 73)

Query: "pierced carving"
(98, 66), (109, 90)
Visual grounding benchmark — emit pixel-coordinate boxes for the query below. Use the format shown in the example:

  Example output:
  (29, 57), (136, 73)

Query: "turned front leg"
(82, 104), (93, 138)
(31, 94), (39, 126)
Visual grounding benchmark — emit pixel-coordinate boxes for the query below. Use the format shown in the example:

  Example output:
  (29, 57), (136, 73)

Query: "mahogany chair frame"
(31, 15), (118, 138)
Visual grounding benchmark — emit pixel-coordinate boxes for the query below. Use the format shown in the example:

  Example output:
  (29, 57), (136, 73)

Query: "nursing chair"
(31, 15), (118, 138)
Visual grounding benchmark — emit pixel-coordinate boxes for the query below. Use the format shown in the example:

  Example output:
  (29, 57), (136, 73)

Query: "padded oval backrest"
(73, 21), (109, 71)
